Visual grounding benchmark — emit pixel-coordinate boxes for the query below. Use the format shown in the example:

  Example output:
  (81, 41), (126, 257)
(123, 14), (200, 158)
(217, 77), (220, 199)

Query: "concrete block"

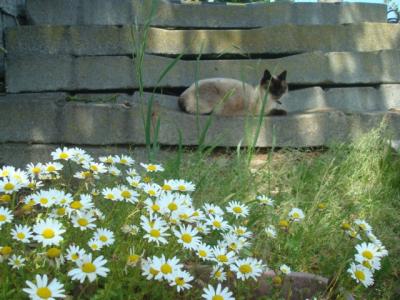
(7, 51), (400, 92)
(26, 0), (135, 25)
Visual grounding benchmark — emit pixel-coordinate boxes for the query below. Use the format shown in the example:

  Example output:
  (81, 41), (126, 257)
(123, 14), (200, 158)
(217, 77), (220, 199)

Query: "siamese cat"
(178, 69), (288, 116)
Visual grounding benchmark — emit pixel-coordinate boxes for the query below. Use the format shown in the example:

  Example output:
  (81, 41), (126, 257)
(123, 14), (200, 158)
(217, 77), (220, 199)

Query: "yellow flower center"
(217, 255), (228, 263)
(279, 220), (289, 228)
(236, 229), (245, 235)
(56, 207), (65, 216)
(16, 232), (25, 240)
(147, 165), (157, 172)
(128, 254), (140, 264)
(318, 203), (326, 209)
(151, 204), (160, 212)
(77, 218), (88, 227)
(90, 165), (98, 172)
(40, 198), (48, 205)
(0, 246), (12, 255)
(149, 267), (159, 276)
(168, 202), (178, 211)
(161, 263), (172, 274)
(0, 215), (6, 222)
(0, 194), (11, 202)
(181, 233), (192, 243)
(362, 260), (372, 269)
(32, 167), (41, 174)
(292, 212), (300, 219)
(162, 184), (172, 191)
(215, 270), (222, 278)
(70, 200), (83, 210)
(213, 221), (221, 228)
(36, 287), (52, 299)
(82, 171), (91, 178)
(212, 296), (224, 300)
(82, 262), (96, 273)
(47, 247), (61, 258)
(47, 165), (56, 172)
(120, 159), (127, 164)
(59, 153), (69, 160)
(71, 253), (79, 261)
(42, 229), (55, 239)
(175, 277), (185, 286)
(355, 270), (366, 281)
(359, 224), (367, 231)
(121, 191), (131, 198)
(362, 250), (374, 260)
(150, 229), (160, 238)
(178, 185), (186, 191)
(272, 275), (283, 285)
(199, 250), (207, 257)
(229, 243), (237, 250)
(179, 214), (189, 220)
(106, 194), (115, 200)
(233, 206), (242, 214)
(143, 176), (151, 183)
(239, 264), (252, 274)
(148, 190), (156, 197)
(99, 235), (108, 243)
(4, 183), (14, 191)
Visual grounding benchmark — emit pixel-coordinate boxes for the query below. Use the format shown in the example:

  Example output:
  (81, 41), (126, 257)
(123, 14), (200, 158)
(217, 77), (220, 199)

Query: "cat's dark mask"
(260, 69), (288, 102)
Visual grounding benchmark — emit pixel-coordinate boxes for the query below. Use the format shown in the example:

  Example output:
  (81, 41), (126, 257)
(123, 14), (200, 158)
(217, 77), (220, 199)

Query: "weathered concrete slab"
(7, 51), (400, 92)
(26, 0), (136, 26)
(139, 1), (387, 28)
(1, 93), (400, 148)
(6, 23), (400, 56)
(6, 55), (135, 92)
(6, 25), (134, 56)
(145, 23), (400, 55)
(26, 0), (386, 27)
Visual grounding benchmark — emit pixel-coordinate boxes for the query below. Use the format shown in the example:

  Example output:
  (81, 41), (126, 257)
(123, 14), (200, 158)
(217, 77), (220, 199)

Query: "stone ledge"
(26, 0), (386, 26)
(6, 23), (400, 57)
(6, 51), (400, 92)
(0, 93), (399, 148)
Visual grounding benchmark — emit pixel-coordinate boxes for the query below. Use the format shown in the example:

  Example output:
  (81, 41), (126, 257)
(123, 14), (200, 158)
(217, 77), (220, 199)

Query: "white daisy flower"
(93, 228), (115, 247)
(126, 247), (142, 267)
(141, 215), (170, 246)
(288, 208), (305, 222)
(44, 162), (63, 175)
(257, 195), (274, 206)
(203, 203), (224, 216)
(196, 243), (213, 261)
(11, 224), (33, 243)
(171, 179), (195, 192)
(221, 233), (249, 253)
(231, 257), (265, 280)
(51, 147), (73, 161)
(141, 257), (162, 281)
(0, 178), (22, 194)
(202, 284), (234, 300)
(26, 163), (45, 178)
(31, 190), (56, 208)
(211, 266), (227, 282)
(67, 194), (94, 214)
(101, 187), (121, 202)
(117, 186), (139, 204)
(140, 183), (162, 198)
(355, 242), (384, 261)
(23, 274), (65, 300)
(70, 148), (92, 165)
(212, 247), (236, 266)
(126, 176), (141, 188)
(114, 155), (135, 166)
(280, 264), (291, 275)
(152, 255), (183, 281)
(140, 163), (164, 173)
(71, 212), (97, 231)
(159, 192), (185, 215)
(347, 263), (374, 287)
(99, 155), (116, 165)
(87, 238), (104, 252)
(65, 244), (86, 262)
(0, 207), (14, 227)
(8, 254), (26, 269)
(265, 225), (277, 238)
(83, 162), (107, 175)
(68, 254), (109, 283)
(195, 223), (210, 235)
(45, 247), (65, 268)
(169, 270), (194, 292)
(0, 166), (15, 178)
(33, 218), (66, 247)
(173, 224), (201, 250)
(226, 201), (249, 219)
(355, 219), (372, 233)
(107, 166), (122, 177)
(206, 215), (231, 232)
(126, 167), (138, 177)
(231, 226), (252, 239)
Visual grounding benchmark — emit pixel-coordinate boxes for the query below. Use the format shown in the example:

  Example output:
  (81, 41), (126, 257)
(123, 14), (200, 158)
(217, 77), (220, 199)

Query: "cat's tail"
(178, 96), (188, 113)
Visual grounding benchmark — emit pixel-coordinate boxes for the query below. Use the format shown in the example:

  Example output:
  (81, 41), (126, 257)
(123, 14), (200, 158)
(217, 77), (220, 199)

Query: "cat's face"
(260, 70), (288, 101)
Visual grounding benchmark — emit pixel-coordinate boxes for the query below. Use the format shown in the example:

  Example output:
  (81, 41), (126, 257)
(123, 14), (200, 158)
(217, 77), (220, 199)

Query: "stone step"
(26, 0), (386, 27)
(6, 51), (400, 93)
(6, 23), (400, 56)
(1, 92), (399, 148)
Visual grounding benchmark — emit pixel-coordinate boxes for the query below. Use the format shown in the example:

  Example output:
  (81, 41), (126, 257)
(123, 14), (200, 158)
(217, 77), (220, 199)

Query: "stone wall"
(2, 0), (400, 167)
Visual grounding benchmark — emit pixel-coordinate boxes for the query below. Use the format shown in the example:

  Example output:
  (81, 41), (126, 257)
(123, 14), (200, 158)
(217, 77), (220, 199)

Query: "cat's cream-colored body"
(178, 78), (283, 116)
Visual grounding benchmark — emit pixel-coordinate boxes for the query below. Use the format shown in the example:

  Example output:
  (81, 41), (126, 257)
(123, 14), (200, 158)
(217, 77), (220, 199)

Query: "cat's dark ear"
(277, 70), (287, 81)
(260, 69), (272, 86)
